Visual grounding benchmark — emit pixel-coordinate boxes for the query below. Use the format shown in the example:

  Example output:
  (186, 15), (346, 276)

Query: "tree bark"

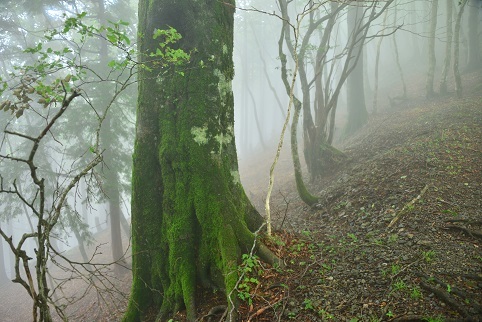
(123, 1), (279, 321)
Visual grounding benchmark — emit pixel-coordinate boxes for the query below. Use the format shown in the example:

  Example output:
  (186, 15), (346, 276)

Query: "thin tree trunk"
(426, 0), (439, 98)
(6, 220), (15, 279)
(345, 3), (368, 135)
(254, 40), (287, 119)
(108, 182), (126, 274)
(410, 0), (422, 62)
(373, 9), (388, 113)
(465, 0), (480, 71)
(454, 0), (468, 98)
(0, 236), (8, 284)
(120, 210), (130, 236)
(97, 0), (125, 273)
(247, 86), (267, 150)
(277, 1), (319, 205)
(440, 0), (453, 94)
(392, 3), (407, 98)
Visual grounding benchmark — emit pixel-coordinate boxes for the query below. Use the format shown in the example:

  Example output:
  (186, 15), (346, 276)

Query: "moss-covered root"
(220, 226), (240, 322)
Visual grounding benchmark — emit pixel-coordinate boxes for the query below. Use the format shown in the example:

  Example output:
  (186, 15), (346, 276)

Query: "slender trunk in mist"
(440, 0), (453, 94)
(6, 220), (14, 278)
(363, 44), (373, 101)
(345, 4), (368, 136)
(454, 0), (467, 98)
(247, 87), (267, 150)
(81, 179), (89, 224)
(465, 0), (480, 71)
(98, 0), (125, 272)
(426, 0), (439, 98)
(277, 8), (318, 206)
(0, 236), (8, 284)
(120, 211), (131, 236)
(241, 15), (250, 153)
(410, 1), (422, 62)
(107, 177), (127, 274)
(373, 9), (388, 113)
(252, 31), (286, 119)
(392, 3), (407, 98)
(67, 212), (90, 263)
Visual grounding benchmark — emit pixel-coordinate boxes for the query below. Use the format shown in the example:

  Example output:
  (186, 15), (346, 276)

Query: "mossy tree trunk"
(123, 1), (278, 321)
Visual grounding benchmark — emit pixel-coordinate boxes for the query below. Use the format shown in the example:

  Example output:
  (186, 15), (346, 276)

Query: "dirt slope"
(235, 74), (482, 321)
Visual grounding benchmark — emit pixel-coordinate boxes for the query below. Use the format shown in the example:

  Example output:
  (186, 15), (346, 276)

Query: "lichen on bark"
(123, 1), (279, 321)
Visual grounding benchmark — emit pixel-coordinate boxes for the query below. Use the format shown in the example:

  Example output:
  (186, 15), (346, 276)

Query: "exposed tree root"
(445, 219), (482, 225)
(419, 281), (470, 317)
(443, 224), (482, 241)
(427, 274), (482, 314)
(390, 315), (480, 322)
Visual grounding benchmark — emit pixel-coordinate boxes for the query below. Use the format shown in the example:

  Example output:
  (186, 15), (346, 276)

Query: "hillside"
(0, 72), (481, 321)
(234, 73), (482, 321)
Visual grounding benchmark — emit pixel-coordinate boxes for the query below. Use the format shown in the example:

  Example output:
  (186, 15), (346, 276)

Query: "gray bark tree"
(465, 0), (481, 71)
(345, 3), (368, 136)
(454, 0), (468, 98)
(0, 236), (8, 284)
(440, 0), (453, 94)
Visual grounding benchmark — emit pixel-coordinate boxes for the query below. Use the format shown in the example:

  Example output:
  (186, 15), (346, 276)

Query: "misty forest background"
(0, 0), (481, 321)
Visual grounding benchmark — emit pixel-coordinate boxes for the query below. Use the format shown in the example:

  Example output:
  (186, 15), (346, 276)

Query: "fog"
(0, 0), (481, 319)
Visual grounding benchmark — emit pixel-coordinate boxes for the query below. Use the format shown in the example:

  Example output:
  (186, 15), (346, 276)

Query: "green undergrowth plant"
(422, 250), (436, 263)
(237, 253), (262, 306)
(410, 286), (422, 299)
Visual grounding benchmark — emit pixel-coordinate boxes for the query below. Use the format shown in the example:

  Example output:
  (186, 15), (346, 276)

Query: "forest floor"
(232, 72), (482, 322)
(0, 70), (481, 322)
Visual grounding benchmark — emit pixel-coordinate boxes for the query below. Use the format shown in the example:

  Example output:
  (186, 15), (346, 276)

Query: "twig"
(388, 185), (428, 228)
(247, 296), (284, 322)
(278, 190), (290, 231)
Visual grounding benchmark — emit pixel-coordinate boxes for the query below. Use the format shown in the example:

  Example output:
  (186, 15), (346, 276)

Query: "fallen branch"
(388, 185), (429, 228)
